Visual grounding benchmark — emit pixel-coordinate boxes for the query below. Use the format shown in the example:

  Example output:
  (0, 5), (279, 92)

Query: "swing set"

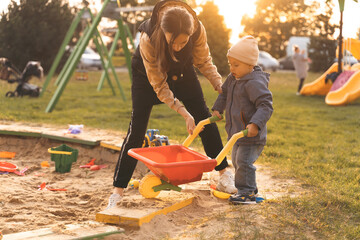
(42, 0), (150, 113)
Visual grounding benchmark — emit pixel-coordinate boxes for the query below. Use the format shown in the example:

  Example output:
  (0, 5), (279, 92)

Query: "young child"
(212, 36), (273, 204)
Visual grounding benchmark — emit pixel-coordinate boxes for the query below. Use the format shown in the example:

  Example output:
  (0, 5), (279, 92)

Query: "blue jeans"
(231, 144), (264, 195)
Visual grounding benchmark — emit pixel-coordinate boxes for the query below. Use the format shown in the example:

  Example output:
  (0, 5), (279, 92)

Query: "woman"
(108, 0), (235, 208)
(292, 45), (309, 95)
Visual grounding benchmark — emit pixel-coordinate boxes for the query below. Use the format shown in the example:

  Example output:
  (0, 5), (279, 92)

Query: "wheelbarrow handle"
(182, 115), (223, 147)
(215, 129), (248, 166)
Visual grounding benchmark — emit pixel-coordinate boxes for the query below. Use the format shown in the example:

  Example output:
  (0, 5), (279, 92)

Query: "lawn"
(1, 69), (360, 238)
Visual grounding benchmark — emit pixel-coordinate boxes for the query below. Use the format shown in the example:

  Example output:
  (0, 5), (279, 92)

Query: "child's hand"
(246, 123), (259, 137)
(212, 110), (222, 119)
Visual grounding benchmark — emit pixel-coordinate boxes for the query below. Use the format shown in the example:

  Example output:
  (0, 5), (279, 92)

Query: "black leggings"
(298, 78), (305, 92)
(113, 97), (228, 188)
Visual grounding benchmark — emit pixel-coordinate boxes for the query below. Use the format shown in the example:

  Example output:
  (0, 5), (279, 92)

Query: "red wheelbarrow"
(128, 116), (248, 198)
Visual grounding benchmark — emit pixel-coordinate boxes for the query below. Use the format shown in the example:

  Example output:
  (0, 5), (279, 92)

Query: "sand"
(0, 121), (305, 239)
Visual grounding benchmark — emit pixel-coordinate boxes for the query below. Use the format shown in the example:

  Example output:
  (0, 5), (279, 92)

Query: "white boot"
(217, 171), (237, 194)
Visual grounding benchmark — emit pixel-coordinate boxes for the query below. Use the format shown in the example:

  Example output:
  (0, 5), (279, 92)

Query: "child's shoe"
(217, 171), (237, 194)
(229, 193), (256, 204)
(106, 193), (122, 209)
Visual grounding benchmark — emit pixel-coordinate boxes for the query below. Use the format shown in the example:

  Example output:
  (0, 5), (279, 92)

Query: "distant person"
(212, 36), (273, 204)
(107, 0), (236, 209)
(292, 45), (309, 95)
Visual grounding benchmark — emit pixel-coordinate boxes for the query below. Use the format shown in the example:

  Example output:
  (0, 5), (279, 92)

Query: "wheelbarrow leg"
(153, 180), (182, 192)
(139, 175), (181, 198)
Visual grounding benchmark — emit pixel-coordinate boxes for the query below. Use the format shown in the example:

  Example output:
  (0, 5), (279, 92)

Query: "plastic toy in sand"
(38, 182), (67, 191)
(41, 161), (50, 168)
(0, 161), (18, 172)
(142, 129), (170, 147)
(0, 151), (16, 159)
(48, 144), (78, 173)
(79, 158), (107, 170)
(210, 184), (264, 203)
(67, 124), (84, 134)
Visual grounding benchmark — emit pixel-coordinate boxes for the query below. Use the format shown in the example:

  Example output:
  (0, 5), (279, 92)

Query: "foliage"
(307, 1), (337, 72)
(198, 1), (230, 76)
(241, 0), (314, 58)
(0, 0), (77, 73)
(308, 37), (337, 72)
(241, 0), (337, 60)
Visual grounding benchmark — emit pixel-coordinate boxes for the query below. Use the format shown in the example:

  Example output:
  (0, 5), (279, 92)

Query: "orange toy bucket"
(0, 162), (18, 172)
(128, 145), (216, 186)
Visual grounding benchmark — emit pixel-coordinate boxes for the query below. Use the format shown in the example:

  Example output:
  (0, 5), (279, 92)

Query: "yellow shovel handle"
(215, 129), (248, 166)
(48, 148), (72, 155)
(182, 115), (223, 147)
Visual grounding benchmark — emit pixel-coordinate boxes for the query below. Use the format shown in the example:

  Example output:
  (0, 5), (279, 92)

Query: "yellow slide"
(300, 62), (338, 96)
(342, 38), (360, 60)
(325, 70), (360, 106)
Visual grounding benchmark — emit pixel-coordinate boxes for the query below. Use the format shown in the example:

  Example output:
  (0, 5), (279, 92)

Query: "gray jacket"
(212, 66), (273, 145)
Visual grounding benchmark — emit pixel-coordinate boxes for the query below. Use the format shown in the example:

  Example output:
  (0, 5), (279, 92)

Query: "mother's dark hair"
(151, 7), (194, 72)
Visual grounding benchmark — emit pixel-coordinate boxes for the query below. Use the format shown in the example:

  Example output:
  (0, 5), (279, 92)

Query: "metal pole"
(124, 24), (135, 50)
(93, 33), (117, 96)
(40, 8), (85, 96)
(338, 10), (343, 73)
(54, 25), (90, 86)
(45, 0), (111, 113)
(97, 29), (121, 91)
(117, 18), (132, 82)
(96, 29), (126, 101)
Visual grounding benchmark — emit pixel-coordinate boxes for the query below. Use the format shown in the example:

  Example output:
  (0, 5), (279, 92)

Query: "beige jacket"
(139, 17), (222, 112)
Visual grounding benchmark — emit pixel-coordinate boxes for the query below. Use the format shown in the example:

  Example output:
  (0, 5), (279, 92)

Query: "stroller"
(0, 58), (43, 97)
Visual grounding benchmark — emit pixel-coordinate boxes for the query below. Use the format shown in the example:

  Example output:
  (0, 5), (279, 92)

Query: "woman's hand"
(215, 84), (223, 94)
(246, 123), (259, 137)
(185, 115), (196, 135)
(177, 106), (196, 135)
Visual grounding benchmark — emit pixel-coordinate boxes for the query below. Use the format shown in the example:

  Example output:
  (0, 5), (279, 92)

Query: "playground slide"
(351, 63), (360, 71)
(300, 62), (338, 96)
(325, 70), (360, 106)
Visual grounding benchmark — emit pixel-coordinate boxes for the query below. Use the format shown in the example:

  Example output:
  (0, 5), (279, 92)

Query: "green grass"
(1, 70), (360, 238)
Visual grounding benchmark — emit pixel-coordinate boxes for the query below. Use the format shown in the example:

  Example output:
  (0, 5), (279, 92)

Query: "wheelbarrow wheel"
(139, 174), (162, 198)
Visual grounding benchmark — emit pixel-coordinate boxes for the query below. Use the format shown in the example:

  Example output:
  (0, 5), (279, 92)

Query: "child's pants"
(231, 144), (264, 194)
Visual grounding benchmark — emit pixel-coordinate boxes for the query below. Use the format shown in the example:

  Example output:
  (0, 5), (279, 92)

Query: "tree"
(241, 0), (316, 58)
(198, 1), (230, 75)
(308, 1), (337, 72)
(308, 37), (337, 72)
(0, 0), (76, 72)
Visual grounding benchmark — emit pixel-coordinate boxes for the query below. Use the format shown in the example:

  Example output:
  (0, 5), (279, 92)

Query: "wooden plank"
(42, 134), (100, 147)
(0, 130), (42, 138)
(96, 191), (195, 227)
(2, 227), (54, 240)
(100, 142), (121, 151)
(0, 130), (99, 147)
(3, 222), (124, 240)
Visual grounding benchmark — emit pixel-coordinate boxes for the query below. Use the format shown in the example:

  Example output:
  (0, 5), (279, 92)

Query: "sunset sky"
(1, 0), (360, 44)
